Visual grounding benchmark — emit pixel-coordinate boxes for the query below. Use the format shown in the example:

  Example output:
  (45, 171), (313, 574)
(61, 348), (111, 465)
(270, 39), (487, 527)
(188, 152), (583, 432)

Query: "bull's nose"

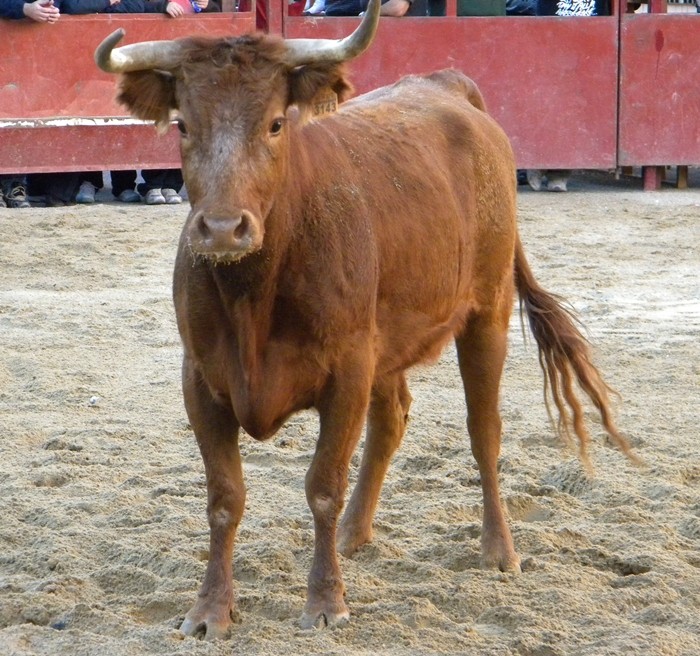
(193, 209), (262, 256)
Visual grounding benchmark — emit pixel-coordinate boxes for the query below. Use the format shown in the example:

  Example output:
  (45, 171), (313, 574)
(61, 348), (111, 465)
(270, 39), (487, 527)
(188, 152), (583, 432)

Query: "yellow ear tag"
(311, 90), (338, 118)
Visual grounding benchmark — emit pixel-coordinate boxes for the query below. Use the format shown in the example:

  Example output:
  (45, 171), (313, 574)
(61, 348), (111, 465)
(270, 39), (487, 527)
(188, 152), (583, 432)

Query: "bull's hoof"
(481, 542), (522, 573)
(180, 599), (233, 641)
(480, 525), (522, 573)
(300, 590), (350, 630)
(299, 606), (350, 630)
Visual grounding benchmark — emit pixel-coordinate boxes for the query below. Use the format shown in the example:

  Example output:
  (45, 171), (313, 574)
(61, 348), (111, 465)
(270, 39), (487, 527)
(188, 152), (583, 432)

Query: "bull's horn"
(95, 28), (184, 74)
(284, 0), (381, 67)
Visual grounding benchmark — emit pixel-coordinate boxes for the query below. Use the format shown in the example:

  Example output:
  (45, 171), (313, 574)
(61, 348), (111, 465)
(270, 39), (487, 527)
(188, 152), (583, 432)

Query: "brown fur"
(114, 37), (634, 641)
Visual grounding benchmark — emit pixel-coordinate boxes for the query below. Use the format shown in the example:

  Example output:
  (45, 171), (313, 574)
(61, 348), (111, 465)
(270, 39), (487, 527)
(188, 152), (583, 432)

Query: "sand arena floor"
(1, 171), (699, 656)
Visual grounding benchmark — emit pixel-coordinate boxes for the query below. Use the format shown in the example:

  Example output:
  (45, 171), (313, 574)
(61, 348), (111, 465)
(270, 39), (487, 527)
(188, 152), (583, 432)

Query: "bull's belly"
(374, 300), (473, 375)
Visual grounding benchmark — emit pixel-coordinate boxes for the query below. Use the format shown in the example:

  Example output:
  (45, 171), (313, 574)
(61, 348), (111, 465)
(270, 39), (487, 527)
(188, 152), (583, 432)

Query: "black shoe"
(6, 184), (31, 208)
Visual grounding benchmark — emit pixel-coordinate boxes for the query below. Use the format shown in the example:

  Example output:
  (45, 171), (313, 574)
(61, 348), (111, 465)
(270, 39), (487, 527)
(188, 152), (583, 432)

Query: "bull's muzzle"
(189, 209), (263, 262)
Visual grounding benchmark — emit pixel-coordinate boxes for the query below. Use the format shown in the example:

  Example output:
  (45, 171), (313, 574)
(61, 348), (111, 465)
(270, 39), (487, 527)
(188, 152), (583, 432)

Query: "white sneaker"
(546, 174), (568, 192)
(162, 188), (182, 204)
(144, 188), (166, 205)
(303, 0), (325, 14)
(526, 170), (545, 191)
(76, 181), (97, 204)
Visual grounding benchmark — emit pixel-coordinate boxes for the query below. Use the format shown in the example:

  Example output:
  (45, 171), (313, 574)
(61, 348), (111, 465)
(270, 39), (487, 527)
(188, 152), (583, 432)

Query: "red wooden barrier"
(0, 3), (698, 180)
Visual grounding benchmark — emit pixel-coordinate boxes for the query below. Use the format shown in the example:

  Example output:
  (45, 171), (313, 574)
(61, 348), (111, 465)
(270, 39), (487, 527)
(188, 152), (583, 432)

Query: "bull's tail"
(513, 236), (639, 469)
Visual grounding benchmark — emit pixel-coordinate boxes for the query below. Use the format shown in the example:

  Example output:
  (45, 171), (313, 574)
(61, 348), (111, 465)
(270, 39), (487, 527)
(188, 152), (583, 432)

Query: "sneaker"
(76, 181), (97, 204)
(5, 183), (31, 208)
(303, 0), (325, 14)
(546, 173), (568, 192)
(117, 189), (141, 203)
(162, 188), (182, 204)
(526, 170), (545, 191)
(144, 188), (166, 205)
(0, 195), (6, 208)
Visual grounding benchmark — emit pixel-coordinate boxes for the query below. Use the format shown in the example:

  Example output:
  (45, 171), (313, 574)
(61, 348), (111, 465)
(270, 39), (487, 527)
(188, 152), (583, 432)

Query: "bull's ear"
(288, 63), (354, 108)
(117, 70), (177, 132)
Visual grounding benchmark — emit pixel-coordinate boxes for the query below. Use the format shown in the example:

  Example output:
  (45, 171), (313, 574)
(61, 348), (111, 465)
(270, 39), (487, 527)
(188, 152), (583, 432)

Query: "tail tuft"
(513, 237), (640, 469)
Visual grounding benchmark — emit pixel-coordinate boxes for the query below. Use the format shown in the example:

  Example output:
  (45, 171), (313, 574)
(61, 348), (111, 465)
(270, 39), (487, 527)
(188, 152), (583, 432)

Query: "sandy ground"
(1, 171), (699, 656)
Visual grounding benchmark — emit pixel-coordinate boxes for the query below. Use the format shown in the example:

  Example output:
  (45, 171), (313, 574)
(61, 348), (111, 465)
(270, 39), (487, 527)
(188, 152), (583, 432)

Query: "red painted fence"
(0, 1), (698, 182)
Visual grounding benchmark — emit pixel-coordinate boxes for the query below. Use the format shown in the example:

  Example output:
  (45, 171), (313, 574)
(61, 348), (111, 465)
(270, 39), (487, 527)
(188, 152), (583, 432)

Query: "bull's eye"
(269, 118), (284, 136)
(176, 119), (188, 137)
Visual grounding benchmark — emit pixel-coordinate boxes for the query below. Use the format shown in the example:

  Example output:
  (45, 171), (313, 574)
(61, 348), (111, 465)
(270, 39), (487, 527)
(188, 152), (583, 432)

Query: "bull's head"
(95, 0), (381, 264)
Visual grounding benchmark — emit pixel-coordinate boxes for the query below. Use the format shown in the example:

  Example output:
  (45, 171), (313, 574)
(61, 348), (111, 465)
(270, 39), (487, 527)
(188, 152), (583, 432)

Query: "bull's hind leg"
(455, 313), (521, 573)
(337, 373), (412, 557)
(179, 357), (246, 640)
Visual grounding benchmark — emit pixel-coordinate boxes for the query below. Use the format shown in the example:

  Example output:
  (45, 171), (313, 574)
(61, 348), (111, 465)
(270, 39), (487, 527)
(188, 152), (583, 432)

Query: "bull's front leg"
(300, 346), (373, 629)
(179, 357), (245, 640)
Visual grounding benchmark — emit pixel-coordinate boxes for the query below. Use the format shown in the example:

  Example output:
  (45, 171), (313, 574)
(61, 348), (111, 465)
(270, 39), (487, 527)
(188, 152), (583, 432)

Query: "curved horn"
(95, 28), (184, 74)
(283, 0), (381, 67)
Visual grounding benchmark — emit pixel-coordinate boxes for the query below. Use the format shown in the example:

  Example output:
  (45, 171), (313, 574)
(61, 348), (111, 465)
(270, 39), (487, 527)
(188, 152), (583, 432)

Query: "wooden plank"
(618, 15), (700, 166)
(1, 122), (179, 174)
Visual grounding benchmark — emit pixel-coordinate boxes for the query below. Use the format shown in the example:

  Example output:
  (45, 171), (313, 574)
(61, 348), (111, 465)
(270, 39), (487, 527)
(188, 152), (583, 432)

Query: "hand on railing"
(23, 0), (61, 23)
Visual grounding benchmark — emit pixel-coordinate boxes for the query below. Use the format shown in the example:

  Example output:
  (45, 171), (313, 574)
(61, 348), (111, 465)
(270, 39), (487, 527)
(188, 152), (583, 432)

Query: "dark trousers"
(82, 170), (138, 197)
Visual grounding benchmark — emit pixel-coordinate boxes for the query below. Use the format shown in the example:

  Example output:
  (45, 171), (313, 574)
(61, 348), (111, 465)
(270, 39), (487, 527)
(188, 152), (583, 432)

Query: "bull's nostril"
(193, 211), (212, 240)
(233, 213), (251, 241)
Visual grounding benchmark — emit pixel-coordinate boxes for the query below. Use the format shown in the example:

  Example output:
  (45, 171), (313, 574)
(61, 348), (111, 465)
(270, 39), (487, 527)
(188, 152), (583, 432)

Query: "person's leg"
(163, 169), (184, 191)
(526, 169), (545, 191)
(28, 173), (81, 206)
(161, 169), (184, 204)
(138, 169), (167, 205)
(76, 171), (104, 203)
(546, 169), (570, 192)
(324, 0), (364, 15)
(154, 169), (183, 205)
(111, 170), (140, 202)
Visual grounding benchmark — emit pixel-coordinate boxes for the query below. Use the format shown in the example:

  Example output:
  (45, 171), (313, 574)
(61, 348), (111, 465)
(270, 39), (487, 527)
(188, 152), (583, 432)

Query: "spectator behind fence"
(324, 0), (420, 17)
(0, 0), (62, 208)
(61, 0), (211, 15)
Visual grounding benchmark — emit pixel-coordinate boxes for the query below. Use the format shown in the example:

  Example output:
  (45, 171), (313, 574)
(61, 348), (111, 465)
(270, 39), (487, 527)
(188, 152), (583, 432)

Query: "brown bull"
(96, 0), (634, 640)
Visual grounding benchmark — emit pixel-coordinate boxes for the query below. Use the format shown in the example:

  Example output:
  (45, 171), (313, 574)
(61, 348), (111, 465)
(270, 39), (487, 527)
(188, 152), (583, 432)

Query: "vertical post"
(642, 166), (664, 190)
(268, 0), (283, 35)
